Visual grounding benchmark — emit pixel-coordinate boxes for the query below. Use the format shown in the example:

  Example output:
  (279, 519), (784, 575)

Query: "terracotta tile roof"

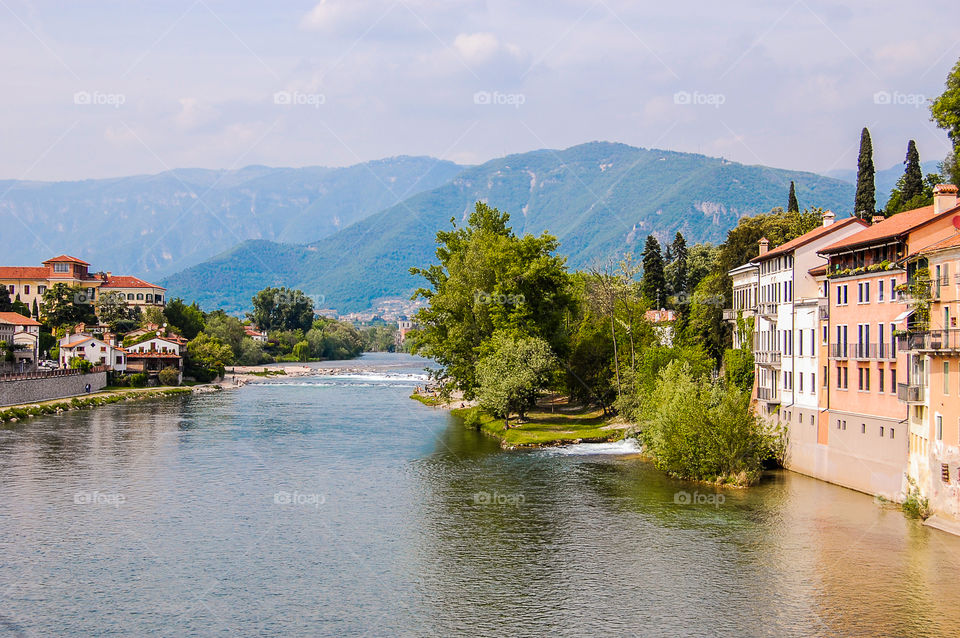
(751, 217), (868, 262)
(61, 336), (94, 348)
(808, 265), (827, 276)
(125, 352), (182, 359)
(820, 204), (960, 254)
(0, 266), (50, 279)
(916, 232), (960, 255)
(42, 255), (89, 265)
(100, 275), (165, 290)
(0, 312), (41, 326)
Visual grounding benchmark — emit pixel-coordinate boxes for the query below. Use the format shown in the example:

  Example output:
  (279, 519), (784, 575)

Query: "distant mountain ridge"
(0, 156), (463, 278)
(161, 141), (857, 313)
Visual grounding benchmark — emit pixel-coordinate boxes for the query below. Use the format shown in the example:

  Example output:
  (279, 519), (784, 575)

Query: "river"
(1, 353), (959, 637)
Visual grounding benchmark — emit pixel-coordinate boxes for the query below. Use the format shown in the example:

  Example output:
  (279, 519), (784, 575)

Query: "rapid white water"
(539, 438), (642, 456)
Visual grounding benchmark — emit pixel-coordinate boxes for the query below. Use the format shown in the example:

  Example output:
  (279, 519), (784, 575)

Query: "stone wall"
(0, 371), (107, 407)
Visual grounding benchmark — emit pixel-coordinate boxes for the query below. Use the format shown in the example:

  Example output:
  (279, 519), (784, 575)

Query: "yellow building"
(0, 255), (165, 314)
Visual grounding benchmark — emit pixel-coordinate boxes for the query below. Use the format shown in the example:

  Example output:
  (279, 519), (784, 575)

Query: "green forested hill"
(162, 141), (855, 313)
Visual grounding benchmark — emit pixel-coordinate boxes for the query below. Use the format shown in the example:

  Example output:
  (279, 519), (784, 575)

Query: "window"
(837, 366), (843, 389)
(880, 426), (885, 437)
(811, 373), (815, 393)
(936, 415), (943, 441)
(864, 282), (870, 303)
(38, 285), (46, 294)
(890, 278), (897, 300)
(146, 294), (153, 302)
(136, 293), (144, 300)
(879, 279), (884, 302)
(799, 372), (804, 391)
(842, 420), (847, 431)
(822, 325), (828, 344)
(890, 367), (896, 393)
(798, 331), (803, 356)
(24, 285), (30, 294)
(844, 367), (849, 389)
(890, 428), (895, 439)
(810, 415), (815, 426)
(861, 423), (866, 434)
(823, 366), (828, 387)
(54, 262), (69, 273)
(837, 420), (841, 430)
(843, 285), (848, 304)
(127, 293), (134, 300)
(879, 368), (885, 392)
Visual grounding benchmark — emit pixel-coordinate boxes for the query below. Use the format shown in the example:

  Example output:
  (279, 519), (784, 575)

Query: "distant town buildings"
(0, 311), (42, 370)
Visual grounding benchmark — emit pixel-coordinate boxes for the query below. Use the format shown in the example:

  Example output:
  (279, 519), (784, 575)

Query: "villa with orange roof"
(0, 255), (165, 316)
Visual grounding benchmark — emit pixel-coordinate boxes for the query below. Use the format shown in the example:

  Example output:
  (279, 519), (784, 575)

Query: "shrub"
(157, 367), (180, 386)
(129, 373), (148, 388)
(292, 340), (311, 362)
(68, 357), (93, 373)
(901, 475), (931, 519)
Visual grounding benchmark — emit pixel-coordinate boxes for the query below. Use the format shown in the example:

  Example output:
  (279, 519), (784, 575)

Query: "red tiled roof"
(61, 336), (94, 348)
(819, 204), (960, 254)
(808, 265), (827, 276)
(43, 255), (89, 265)
(125, 352), (181, 359)
(0, 312), (41, 326)
(0, 266), (49, 279)
(916, 232), (960, 255)
(751, 217), (868, 262)
(100, 275), (165, 290)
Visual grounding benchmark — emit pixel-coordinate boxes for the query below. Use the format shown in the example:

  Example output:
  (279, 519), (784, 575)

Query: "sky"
(1, 0), (958, 181)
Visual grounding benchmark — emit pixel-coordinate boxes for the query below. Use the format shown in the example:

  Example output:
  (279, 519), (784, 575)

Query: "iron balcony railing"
(757, 302), (778, 317)
(897, 382), (926, 404)
(757, 387), (779, 401)
(877, 341), (897, 360)
(755, 351), (782, 366)
(829, 343), (848, 359)
(851, 343), (878, 360)
(898, 330), (960, 352)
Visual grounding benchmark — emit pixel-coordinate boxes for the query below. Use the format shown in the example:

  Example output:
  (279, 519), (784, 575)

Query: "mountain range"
(0, 157), (462, 278)
(158, 142), (856, 313)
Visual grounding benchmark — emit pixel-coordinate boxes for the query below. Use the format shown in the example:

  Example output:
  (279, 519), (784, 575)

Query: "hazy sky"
(2, 0), (957, 181)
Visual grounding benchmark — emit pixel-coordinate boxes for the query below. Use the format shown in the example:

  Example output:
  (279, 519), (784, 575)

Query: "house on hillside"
(124, 335), (183, 381)
(245, 326), (268, 342)
(644, 309), (677, 347)
(59, 333), (127, 372)
(0, 311), (42, 371)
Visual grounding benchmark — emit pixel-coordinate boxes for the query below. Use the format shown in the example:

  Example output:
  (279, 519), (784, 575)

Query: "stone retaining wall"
(0, 371), (108, 407)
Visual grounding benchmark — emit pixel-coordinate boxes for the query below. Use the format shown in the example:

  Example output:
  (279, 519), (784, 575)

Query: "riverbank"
(445, 395), (630, 449)
(0, 385), (219, 423)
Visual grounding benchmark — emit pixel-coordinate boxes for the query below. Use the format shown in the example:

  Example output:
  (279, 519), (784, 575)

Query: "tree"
(854, 127), (876, 219)
(95, 291), (130, 330)
(475, 332), (556, 427)
(158, 367), (180, 386)
(186, 333), (234, 379)
(40, 283), (93, 327)
(203, 311), (245, 355)
(410, 202), (573, 397)
(164, 298), (205, 339)
(640, 235), (665, 307)
(787, 181), (799, 213)
(249, 287), (315, 332)
(0, 286), (10, 312)
(931, 57), (960, 183)
(292, 340), (311, 362)
(902, 140), (923, 203)
(666, 232), (688, 302)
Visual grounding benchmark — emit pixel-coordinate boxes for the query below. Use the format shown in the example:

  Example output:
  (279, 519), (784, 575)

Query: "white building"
(726, 263), (758, 349)
(0, 311), (42, 370)
(746, 212), (867, 421)
(59, 334), (127, 372)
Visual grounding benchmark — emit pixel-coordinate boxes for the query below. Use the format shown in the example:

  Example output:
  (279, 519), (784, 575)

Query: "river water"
(1, 353), (959, 637)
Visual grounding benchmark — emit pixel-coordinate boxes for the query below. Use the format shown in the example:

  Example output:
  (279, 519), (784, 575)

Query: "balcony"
(722, 309), (735, 321)
(851, 343), (878, 360)
(829, 343), (848, 359)
(898, 330), (960, 352)
(877, 341), (897, 360)
(755, 351), (781, 366)
(757, 302), (778, 318)
(897, 382), (926, 404)
(757, 387), (779, 402)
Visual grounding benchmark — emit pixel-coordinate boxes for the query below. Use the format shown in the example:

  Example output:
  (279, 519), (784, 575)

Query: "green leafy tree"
(787, 181), (799, 213)
(640, 235), (666, 307)
(292, 340), (311, 362)
(186, 333), (234, 378)
(931, 57), (960, 183)
(249, 287), (315, 332)
(475, 332), (556, 427)
(238, 338), (270, 365)
(40, 283), (93, 328)
(203, 311), (245, 356)
(855, 127), (876, 219)
(410, 202), (573, 397)
(305, 318), (363, 359)
(164, 298), (205, 339)
(158, 367), (180, 386)
(0, 286), (11, 312)
(94, 291), (130, 330)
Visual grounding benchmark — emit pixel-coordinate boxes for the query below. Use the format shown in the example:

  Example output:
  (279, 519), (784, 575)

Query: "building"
(725, 262), (758, 349)
(644, 309), (678, 347)
(747, 212), (868, 427)
(0, 255), (165, 315)
(0, 311), (42, 370)
(124, 335), (184, 380)
(396, 316), (416, 347)
(58, 333), (127, 372)
(810, 184), (960, 500)
(244, 326), (268, 342)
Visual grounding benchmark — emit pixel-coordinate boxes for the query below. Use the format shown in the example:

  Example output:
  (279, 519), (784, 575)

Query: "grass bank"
(0, 386), (216, 423)
(450, 397), (629, 448)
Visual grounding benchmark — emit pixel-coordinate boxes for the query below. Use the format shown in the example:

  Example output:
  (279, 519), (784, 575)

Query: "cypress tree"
(787, 181), (799, 213)
(32, 298), (39, 319)
(670, 231), (688, 299)
(641, 235), (666, 308)
(0, 286), (11, 312)
(854, 127), (876, 219)
(902, 140), (923, 202)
